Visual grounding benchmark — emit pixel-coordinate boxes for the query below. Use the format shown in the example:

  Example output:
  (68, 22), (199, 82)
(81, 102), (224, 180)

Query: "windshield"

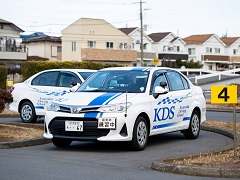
(78, 72), (95, 80)
(77, 70), (149, 93)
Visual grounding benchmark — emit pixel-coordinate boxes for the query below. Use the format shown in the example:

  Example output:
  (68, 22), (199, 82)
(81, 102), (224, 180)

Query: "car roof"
(41, 69), (96, 72)
(99, 67), (174, 72)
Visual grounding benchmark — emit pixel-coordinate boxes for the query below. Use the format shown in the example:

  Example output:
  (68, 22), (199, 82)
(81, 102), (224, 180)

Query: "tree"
(175, 58), (203, 68)
(0, 89), (13, 113)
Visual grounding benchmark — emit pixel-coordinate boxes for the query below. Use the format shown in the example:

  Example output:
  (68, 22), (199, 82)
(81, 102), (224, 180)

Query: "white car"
(9, 69), (96, 123)
(44, 67), (206, 150)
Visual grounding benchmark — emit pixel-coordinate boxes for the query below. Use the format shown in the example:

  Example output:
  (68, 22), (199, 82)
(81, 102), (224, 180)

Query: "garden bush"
(0, 89), (13, 113)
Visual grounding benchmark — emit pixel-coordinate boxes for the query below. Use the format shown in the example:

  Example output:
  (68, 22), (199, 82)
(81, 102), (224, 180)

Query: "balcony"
(202, 55), (240, 63)
(158, 52), (188, 60)
(0, 51), (27, 60)
(202, 55), (229, 62)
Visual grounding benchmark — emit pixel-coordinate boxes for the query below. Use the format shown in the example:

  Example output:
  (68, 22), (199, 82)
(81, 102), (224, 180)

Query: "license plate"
(65, 121), (83, 132)
(98, 117), (116, 129)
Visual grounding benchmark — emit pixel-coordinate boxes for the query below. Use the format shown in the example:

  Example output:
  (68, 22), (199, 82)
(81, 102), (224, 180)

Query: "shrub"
(0, 89), (13, 113)
(0, 65), (7, 90)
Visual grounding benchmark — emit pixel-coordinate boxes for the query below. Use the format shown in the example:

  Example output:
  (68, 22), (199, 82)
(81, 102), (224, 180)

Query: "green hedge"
(21, 61), (122, 81)
(0, 65), (7, 90)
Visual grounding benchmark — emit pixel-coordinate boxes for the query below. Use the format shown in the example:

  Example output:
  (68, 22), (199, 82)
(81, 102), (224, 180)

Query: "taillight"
(10, 86), (15, 93)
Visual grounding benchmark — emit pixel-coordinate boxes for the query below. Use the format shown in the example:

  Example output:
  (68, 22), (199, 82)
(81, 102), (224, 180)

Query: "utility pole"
(140, 0), (144, 67)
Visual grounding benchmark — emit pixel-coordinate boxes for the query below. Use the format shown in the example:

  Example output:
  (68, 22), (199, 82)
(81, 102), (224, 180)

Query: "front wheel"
(20, 101), (37, 123)
(183, 110), (200, 139)
(131, 116), (149, 151)
(52, 138), (72, 148)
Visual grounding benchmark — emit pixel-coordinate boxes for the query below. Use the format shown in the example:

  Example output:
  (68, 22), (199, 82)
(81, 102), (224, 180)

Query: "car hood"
(54, 92), (138, 106)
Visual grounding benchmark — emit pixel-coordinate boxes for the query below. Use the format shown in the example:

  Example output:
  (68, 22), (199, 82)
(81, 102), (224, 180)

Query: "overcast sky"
(1, 0), (240, 38)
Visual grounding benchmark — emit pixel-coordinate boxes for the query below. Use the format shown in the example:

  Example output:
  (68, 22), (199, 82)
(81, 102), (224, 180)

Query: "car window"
(152, 74), (169, 93)
(180, 75), (190, 89)
(78, 72), (95, 80)
(166, 71), (185, 91)
(59, 73), (80, 87)
(78, 70), (149, 93)
(32, 71), (59, 86)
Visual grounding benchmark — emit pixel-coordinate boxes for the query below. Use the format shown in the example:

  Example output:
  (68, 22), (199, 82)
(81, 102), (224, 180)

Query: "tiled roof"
(148, 32), (172, 42)
(0, 18), (24, 32)
(23, 36), (61, 43)
(183, 34), (214, 44)
(170, 37), (179, 43)
(118, 27), (138, 35)
(220, 37), (239, 46)
(0, 18), (11, 24)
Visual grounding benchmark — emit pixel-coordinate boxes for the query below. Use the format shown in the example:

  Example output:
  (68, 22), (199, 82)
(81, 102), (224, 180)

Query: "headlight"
(98, 102), (132, 113)
(47, 102), (60, 112)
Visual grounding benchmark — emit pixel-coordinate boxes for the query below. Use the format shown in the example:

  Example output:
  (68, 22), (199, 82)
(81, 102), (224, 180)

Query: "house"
(0, 18), (27, 73)
(148, 32), (188, 67)
(61, 18), (137, 66)
(22, 35), (62, 61)
(119, 27), (155, 66)
(220, 37), (240, 69)
(183, 34), (229, 71)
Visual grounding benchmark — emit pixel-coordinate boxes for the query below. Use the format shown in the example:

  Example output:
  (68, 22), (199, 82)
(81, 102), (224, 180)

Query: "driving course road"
(0, 117), (234, 180)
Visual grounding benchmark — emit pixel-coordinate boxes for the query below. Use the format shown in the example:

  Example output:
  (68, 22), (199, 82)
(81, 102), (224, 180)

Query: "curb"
(0, 122), (51, 149)
(0, 137), (51, 149)
(151, 125), (240, 178)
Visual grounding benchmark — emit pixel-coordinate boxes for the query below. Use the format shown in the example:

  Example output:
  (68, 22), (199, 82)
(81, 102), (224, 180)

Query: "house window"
(106, 42), (113, 49)
(206, 47), (212, 53)
(72, 41), (76, 51)
(209, 65), (213, 70)
(233, 49), (238, 55)
(177, 46), (180, 52)
(188, 48), (195, 55)
(143, 43), (148, 50)
(215, 48), (220, 53)
(88, 41), (96, 48)
(57, 46), (62, 53)
(0, 24), (3, 29)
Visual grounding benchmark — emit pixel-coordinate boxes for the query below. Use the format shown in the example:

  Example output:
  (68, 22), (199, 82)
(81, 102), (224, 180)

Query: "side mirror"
(69, 83), (80, 92)
(153, 86), (169, 99)
(71, 80), (77, 87)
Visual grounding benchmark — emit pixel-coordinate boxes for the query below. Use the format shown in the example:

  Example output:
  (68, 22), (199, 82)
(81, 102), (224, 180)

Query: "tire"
(52, 138), (72, 148)
(131, 116), (149, 151)
(183, 110), (200, 139)
(20, 101), (37, 123)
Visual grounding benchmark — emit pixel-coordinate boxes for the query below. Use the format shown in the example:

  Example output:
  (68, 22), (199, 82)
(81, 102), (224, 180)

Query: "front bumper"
(44, 111), (135, 142)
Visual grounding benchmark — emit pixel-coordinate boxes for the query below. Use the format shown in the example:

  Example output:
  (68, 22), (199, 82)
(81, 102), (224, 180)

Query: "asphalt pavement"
(0, 112), (240, 178)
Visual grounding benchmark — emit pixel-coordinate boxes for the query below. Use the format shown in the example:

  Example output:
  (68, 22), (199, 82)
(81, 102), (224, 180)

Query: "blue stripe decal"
(88, 93), (118, 106)
(183, 117), (190, 121)
(152, 122), (178, 130)
(84, 93), (119, 118)
(104, 93), (123, 105)
(84, 112), (98, 118)
(35, 106), (44, 109)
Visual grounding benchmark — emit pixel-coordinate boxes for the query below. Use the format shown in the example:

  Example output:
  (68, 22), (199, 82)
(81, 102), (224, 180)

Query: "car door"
(58, 71), (81, 87)
(149, 70), (192, 135)
(30, 71), (61, 112)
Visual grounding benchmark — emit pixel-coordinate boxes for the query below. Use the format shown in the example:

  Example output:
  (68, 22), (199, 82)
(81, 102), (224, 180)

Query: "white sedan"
(9, 69), (96, 123)
(44, 67), (206, 150)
